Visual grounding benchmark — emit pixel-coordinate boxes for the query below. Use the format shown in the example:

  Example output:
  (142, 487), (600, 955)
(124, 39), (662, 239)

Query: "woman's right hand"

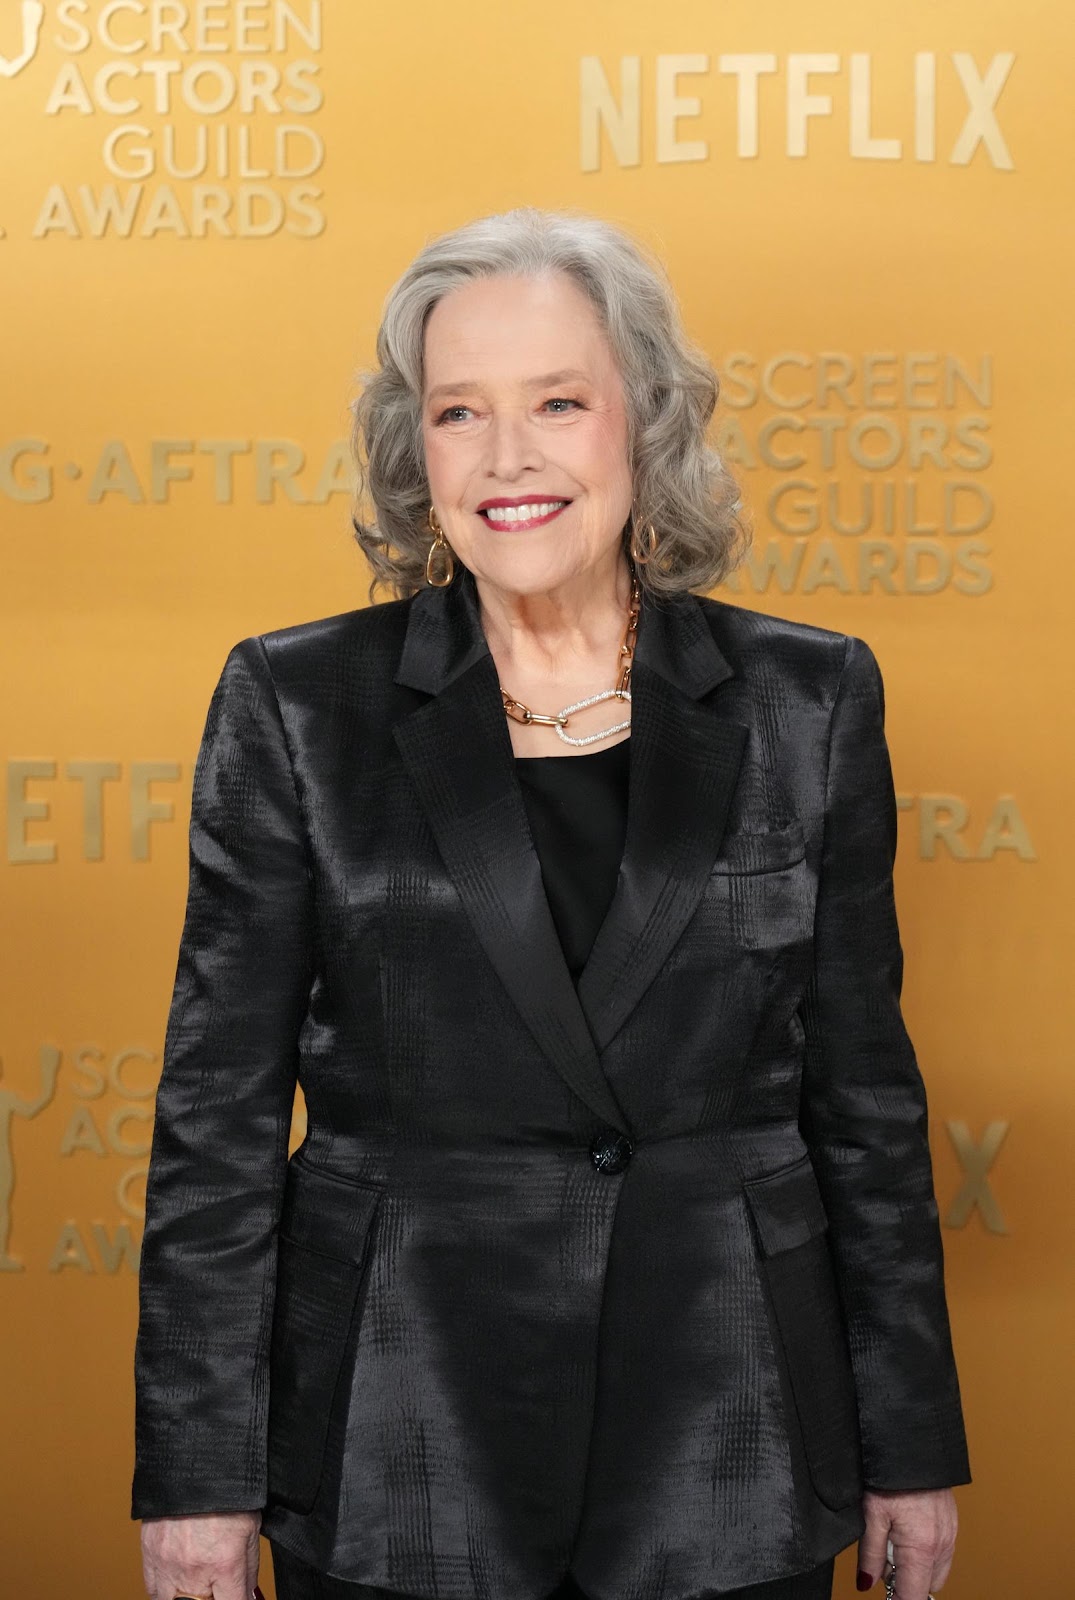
(140, 1510), (262, 1600)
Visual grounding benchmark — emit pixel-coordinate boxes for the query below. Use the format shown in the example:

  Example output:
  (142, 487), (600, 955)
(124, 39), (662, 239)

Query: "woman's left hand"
(857, 1487), (959, 1596)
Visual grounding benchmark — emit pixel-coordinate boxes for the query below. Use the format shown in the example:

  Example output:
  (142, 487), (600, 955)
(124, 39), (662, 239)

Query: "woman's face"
(420, 271), (635, 598)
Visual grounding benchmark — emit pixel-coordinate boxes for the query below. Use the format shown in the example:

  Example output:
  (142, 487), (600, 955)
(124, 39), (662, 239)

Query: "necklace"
(499, 571), (641, 748)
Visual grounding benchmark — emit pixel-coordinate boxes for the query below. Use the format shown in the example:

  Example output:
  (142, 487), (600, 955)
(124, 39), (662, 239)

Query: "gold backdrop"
(1, 2), (1069, 1593)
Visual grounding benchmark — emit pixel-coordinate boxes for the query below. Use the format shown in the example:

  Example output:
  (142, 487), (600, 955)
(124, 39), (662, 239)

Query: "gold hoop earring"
(425, 505), (455, 587)
(628, 519), (659, 566)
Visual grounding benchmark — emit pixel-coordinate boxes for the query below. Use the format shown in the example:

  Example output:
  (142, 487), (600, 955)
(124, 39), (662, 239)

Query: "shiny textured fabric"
(270, 1540), (835, 1599)
(131, 565), (972, 1600)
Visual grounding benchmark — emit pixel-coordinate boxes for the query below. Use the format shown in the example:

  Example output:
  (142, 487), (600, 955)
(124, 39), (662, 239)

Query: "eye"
(543, 397), (581, 413)
(435, 405), (472, 425)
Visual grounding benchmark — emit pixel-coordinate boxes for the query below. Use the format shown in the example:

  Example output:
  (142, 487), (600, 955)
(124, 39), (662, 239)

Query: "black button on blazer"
(131, 564), (972, 1598)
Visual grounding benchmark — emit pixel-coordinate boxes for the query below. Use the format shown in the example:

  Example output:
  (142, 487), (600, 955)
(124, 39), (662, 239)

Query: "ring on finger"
(883, 1562), (937, 1600)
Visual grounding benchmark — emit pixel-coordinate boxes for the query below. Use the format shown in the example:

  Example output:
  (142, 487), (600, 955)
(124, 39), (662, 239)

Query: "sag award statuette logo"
(0, 1045), (60, 1271)
(0, 1), (44, 79)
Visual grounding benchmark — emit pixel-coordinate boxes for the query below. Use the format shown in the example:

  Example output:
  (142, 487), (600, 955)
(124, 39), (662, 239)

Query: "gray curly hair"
(349, 206), (750, 601)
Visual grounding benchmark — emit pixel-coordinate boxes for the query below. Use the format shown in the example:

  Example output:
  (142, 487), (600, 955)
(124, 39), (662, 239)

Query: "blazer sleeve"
(797, 634), (972, 1493)
(131, 636), (315, 1520)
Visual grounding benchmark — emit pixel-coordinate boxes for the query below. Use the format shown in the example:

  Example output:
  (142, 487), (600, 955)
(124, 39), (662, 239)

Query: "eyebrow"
(425, 368), (592, 405)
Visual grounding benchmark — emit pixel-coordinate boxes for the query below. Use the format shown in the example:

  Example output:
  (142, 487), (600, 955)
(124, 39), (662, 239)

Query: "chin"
(474, 544), (618, 595)
(494, 571), (588, 600)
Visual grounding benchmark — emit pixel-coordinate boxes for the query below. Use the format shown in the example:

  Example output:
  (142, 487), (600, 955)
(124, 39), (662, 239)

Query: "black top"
(514, 738), (630, 983)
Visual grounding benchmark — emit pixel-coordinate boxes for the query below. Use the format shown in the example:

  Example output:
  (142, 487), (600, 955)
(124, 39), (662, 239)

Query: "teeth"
(483, 501), (566, 523)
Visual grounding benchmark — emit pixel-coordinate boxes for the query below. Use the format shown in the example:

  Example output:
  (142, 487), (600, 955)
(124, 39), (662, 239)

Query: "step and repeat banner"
(1, 2), (1069, 1594)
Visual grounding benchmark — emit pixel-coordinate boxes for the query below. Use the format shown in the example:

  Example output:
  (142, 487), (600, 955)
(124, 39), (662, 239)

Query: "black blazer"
(131, 565), (971, 1597)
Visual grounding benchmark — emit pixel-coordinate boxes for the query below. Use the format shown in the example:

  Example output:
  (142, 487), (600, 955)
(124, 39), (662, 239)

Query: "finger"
(857, 1515), (892, 1589)
(930, 1546), (956, 1590)
(203, 1571), (249, 1600)
(144, 1559), (184, 1600)
(207, 1551), (260, 1600)
(156, 1567), (220, 1600)
(246, 1533), (262, 1591)
(891, 1550), (936, 1600)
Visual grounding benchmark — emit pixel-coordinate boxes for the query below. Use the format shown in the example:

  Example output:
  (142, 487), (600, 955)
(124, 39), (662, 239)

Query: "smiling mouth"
(478, 500), (570, 530)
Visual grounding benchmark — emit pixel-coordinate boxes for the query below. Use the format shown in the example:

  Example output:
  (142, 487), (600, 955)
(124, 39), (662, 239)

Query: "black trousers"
(269, 1542), (835, 1600)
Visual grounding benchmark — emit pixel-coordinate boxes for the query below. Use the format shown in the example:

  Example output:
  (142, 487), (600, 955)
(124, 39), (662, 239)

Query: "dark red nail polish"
(856, 1575), (874, 1593)
(253, 1588), (266, 1600)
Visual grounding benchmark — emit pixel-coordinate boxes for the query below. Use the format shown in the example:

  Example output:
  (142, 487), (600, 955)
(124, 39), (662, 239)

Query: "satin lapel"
(575, 604), (749, 1055)
(393, 579), (630, 1134)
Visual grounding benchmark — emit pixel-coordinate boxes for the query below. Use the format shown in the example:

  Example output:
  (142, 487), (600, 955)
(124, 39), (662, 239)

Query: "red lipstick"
(475, 495), (572, 530)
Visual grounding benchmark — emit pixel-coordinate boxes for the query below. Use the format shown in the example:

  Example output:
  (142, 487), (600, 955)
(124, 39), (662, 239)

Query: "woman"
(132, 209), (971, 1600)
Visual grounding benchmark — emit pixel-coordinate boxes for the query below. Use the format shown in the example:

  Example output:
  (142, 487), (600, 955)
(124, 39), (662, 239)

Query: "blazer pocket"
(266, 1153), (384, 1514)
(710, 822), (806, 876)
(743, 1153), (864, 1512)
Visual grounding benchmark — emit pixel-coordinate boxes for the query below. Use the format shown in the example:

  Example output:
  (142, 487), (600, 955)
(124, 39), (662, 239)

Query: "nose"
(483, 411), (544, 482)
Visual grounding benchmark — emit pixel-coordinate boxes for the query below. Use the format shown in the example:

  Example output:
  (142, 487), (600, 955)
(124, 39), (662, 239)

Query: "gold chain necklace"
(499, 572), (641, 748)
